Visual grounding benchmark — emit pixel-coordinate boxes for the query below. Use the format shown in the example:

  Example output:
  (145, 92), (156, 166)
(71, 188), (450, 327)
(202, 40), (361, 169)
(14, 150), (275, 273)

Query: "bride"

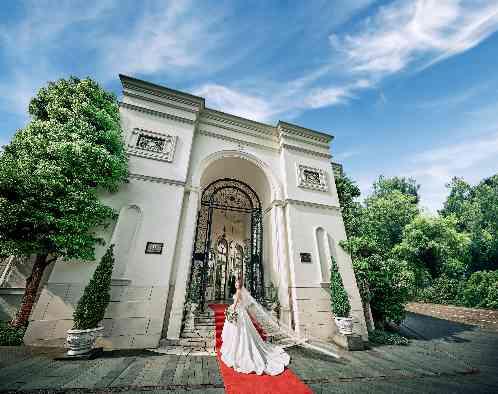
(220, 279), (290, 376)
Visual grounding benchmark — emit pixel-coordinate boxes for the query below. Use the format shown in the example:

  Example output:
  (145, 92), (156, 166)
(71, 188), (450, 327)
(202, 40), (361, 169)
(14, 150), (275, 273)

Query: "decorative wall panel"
(127, 128), (177, 162)
(296, 164), (328, 192)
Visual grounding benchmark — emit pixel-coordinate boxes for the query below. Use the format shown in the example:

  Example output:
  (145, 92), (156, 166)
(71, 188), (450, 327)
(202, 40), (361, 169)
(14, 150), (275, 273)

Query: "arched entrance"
(187, 178), (264, 309)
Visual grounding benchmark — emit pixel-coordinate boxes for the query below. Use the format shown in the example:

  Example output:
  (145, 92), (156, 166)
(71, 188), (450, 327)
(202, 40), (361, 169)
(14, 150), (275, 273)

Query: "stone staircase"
(156, 308), (216, 355)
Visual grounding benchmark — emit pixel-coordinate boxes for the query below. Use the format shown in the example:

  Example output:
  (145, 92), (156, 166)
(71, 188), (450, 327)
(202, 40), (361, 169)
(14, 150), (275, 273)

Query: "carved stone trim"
(278, 121), (333, 143)
(281, 143), (332, 159)
(119, 102), (194, 125)
(127, 128), (177, 162)
(296, 164), (328, 192)
(202, 109), (276, 137)
(199, 119), (277, 142)
(120, 74), (204, 109)
(123, 91), (197, 114)
(286, 198), (340, 211)
(198, 129), (279, 152)
(268, 198), (340, 211)
(128, 173), (186, 187)
(283, 133), (330, 149)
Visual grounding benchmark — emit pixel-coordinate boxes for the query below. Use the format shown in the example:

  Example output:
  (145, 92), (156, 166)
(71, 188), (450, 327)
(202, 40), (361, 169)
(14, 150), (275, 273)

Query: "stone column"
(166, 188), (200, 340)
(274, 201), (292, 328)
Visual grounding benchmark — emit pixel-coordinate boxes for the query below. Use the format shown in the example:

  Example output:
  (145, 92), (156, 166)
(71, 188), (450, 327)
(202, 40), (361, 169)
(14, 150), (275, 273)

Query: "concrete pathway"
(0, 312), (497, 393)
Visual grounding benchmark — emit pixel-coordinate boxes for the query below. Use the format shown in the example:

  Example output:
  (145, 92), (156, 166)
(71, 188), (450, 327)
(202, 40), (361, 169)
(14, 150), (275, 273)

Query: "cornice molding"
(201, 109), (276, 137)
(286, 198), (340, 211)
(268, 198), (340, 211)
(278, 121), (333, 144)
(282, 133), (330, 149)
(128, 173), (186, 187)
(119, 102), (194, 125)
(123, 91), (197, 114)
(198, 129), (279, 152)
(281, 143), (332, 159)
(120, 74), (204, 110)
(199, 119), (276, 143)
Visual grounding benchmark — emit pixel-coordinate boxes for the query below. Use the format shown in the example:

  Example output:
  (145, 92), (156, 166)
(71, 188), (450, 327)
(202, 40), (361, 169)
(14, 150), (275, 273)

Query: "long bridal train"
(220, 287), (290, 376)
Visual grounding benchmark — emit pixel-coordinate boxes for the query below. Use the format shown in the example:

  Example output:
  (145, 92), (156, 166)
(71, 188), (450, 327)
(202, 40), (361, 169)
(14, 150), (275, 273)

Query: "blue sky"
(1, 0), (498, 212)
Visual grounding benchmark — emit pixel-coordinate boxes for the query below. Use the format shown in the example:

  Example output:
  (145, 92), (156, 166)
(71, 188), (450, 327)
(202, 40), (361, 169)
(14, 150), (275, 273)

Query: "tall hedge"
(73, 245), (115, 330)
(330, 257), (351, 317)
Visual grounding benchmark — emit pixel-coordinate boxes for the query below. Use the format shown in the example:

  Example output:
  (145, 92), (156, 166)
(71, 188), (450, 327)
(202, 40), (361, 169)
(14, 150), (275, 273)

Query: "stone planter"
(66, 326), (104, 356)
(184, 303), (198, 331)
(334, 317), (353, 335)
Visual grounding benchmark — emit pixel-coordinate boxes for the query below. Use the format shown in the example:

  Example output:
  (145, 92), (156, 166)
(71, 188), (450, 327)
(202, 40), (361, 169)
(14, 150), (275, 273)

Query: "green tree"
(394, 215), (471, 285)
(359, 191), (419, 256)
(334, 172), (362, 239)
(341, 189), (419, 326)
(372, 175), (420, 204)
(73, 246), (115, 330)
(439, 177), (473, 231)
(441, 175), (498, 272)
(351, 255), (415, 326)
(0, 77), (128, 328)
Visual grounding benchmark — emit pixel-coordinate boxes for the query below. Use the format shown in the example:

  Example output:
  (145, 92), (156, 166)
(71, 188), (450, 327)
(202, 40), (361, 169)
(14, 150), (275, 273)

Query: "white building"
(23, 75), (368, 349)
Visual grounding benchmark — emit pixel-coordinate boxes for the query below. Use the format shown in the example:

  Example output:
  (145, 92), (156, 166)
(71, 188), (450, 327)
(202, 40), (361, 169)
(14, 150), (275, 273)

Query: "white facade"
(24, 75), (368, 349)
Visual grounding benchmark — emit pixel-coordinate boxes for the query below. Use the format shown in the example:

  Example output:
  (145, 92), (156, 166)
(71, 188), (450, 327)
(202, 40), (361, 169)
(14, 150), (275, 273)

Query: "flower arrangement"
(225, 305), (239, 324)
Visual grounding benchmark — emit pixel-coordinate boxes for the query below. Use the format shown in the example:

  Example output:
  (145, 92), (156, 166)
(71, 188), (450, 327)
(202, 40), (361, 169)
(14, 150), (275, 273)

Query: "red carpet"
(209, 304), (312, 394)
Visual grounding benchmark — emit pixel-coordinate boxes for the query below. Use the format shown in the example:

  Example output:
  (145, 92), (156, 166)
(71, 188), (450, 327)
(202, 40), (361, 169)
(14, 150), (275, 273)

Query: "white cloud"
(408, 131), (498, 211)
(194, 84), (275, 121)
(0, 1), (228, 115)
(194, 78), (370, 122)
(103, 0), (225, 77)
(330, 0), (498, 77)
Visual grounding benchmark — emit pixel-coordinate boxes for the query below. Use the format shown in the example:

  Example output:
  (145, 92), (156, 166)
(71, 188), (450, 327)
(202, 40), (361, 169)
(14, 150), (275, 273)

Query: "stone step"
(178, 338), (214, 347)
(194, 322), (215, 328)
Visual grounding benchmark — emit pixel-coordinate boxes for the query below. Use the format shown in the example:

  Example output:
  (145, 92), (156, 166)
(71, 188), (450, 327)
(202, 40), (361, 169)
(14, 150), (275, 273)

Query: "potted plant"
(330, 256), (353, 334)
(66, 245), (115, 356)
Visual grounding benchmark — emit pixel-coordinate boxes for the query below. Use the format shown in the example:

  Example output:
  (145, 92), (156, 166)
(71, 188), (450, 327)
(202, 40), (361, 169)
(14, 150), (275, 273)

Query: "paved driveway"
(0, 312), (497, 393)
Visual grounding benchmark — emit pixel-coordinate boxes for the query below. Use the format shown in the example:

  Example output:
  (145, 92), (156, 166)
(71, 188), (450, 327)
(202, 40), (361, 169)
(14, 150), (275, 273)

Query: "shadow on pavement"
(401, 311), (477, 342)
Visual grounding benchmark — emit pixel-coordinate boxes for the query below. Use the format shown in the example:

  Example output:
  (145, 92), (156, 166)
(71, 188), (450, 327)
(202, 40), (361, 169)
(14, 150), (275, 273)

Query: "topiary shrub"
(330, 257), (351, 317)
(73, 246), (115, 330)
(0, 321), (26, 346)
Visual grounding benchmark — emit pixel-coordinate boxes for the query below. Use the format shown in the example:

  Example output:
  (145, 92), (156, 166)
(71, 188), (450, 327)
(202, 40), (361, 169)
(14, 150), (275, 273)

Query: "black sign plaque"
(300, 252), (312, 263)
(145, 242), (164, 254)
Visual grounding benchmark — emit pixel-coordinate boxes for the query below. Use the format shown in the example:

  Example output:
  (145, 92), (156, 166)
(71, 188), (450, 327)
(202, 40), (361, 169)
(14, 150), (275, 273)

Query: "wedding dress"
(220, 287), (290, 376)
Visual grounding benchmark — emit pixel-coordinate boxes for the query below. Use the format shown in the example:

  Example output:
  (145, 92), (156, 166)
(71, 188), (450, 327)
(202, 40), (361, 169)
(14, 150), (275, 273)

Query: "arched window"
(111, 205), (142, 278)
(315, 227), (331, 284)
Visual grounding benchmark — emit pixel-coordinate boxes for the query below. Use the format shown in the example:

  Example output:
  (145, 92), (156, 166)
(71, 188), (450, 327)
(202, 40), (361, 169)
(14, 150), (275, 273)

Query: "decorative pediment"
(127, 128), (177, 162)
(296, 164), (328, 192)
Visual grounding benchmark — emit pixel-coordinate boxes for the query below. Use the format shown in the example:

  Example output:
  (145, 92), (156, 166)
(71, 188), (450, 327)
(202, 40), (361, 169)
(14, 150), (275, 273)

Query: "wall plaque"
(145, 242), (164, 254)
(127, 128), (177, 162)
(296, 164), (328, 192)
(300, 252), (312, 263)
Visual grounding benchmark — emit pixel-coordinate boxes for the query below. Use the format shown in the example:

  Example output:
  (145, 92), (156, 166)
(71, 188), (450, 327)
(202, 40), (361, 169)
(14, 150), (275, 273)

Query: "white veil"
(239, 287), (341, 359)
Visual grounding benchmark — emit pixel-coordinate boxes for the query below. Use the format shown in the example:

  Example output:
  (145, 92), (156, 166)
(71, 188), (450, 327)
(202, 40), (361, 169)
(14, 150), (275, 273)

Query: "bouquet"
(225, 304), (239, 324)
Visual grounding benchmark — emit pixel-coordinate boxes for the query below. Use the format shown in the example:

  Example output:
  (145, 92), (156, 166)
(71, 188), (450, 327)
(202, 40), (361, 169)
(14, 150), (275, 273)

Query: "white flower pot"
(334, 317), (353, 335)
(66, 326), (104, 356)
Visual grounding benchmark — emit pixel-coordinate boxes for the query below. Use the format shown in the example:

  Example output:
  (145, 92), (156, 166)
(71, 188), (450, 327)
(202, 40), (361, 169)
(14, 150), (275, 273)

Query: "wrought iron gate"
(187, 179), (264, 310)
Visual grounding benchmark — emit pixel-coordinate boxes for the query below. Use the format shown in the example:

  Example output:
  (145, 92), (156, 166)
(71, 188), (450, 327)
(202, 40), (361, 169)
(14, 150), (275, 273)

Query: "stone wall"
(24, 281), (168, 349)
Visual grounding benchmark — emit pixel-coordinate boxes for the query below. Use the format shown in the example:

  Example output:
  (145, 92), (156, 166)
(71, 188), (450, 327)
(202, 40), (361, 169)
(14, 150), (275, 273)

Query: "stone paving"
(407, 302), (498, 332)
(0, 312), (497, 393)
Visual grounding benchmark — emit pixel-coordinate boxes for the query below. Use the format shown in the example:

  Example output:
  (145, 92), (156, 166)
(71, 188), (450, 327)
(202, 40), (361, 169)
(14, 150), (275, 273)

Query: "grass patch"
(369, 329), (409, 346)
(0, 321), (26, 346)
